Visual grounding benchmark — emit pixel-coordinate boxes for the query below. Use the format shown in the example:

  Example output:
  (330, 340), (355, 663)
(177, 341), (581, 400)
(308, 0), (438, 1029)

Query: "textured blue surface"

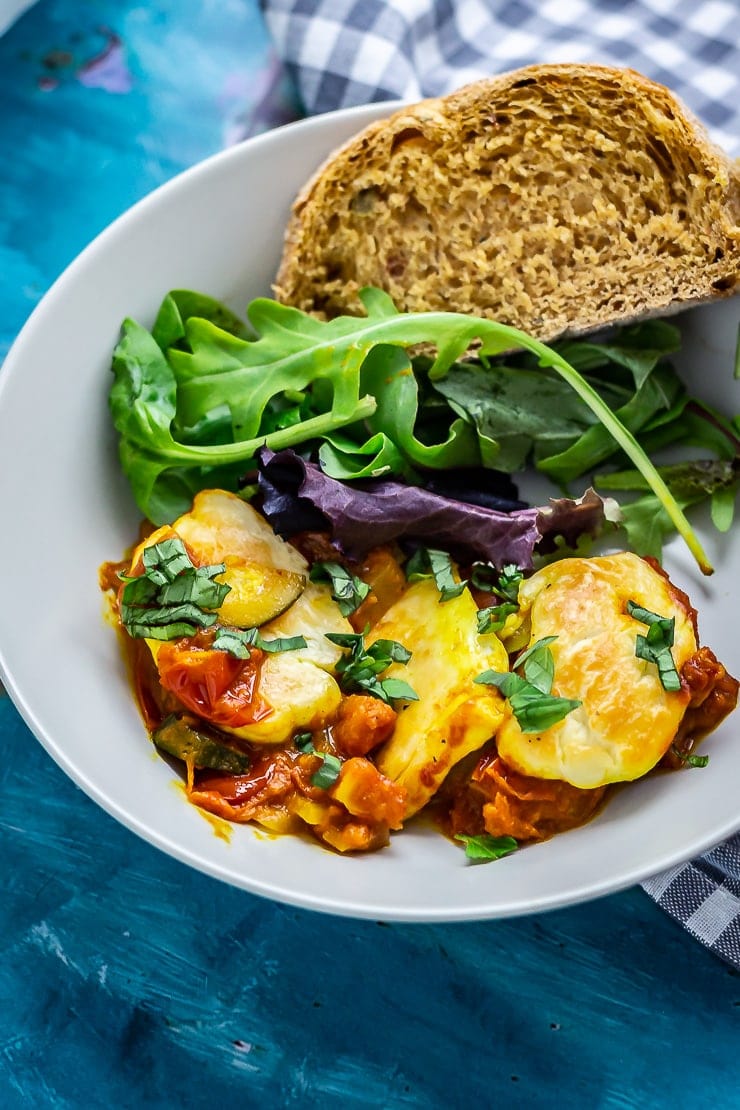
(2, 3), (740, 1106)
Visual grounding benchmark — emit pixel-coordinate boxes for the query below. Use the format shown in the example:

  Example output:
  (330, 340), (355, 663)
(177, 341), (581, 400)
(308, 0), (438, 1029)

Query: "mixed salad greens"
(110, 288), (739, 572)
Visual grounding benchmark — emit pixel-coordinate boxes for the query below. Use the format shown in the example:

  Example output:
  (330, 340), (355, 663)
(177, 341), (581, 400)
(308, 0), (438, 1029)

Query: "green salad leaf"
(110, 288), (713, 573)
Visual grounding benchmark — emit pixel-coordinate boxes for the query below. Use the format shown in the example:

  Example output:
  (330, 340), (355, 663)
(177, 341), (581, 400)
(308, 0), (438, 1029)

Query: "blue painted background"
(2, 3), (739, 1106)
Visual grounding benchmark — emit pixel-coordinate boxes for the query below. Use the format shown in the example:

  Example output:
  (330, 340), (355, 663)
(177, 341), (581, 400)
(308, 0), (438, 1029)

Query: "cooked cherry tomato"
(156, 642), (271, 727)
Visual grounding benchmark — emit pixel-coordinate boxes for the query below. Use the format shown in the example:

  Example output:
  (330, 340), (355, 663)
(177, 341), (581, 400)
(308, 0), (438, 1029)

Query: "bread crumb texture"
(275, 65), (740, 339)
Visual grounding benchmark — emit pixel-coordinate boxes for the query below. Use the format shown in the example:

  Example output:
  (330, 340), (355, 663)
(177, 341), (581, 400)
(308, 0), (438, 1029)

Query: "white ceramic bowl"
(0, 104), (738, 921)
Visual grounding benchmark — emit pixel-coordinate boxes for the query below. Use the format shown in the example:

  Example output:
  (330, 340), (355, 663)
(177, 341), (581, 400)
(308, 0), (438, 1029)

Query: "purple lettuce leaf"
(258, 450), (619, 569)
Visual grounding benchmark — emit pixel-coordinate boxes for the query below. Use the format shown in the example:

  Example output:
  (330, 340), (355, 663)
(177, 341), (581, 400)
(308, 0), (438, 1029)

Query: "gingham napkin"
(261, 0), (740, 964)
(262, 0), (740, 154)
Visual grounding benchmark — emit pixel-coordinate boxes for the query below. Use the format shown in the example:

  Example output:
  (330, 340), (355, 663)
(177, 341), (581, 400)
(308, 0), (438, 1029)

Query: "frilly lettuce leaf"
(257, 448), (619, 569)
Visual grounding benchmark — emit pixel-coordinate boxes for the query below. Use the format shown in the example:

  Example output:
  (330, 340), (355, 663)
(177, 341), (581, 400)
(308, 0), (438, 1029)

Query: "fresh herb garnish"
(310, 561), (371, 616)
(293, 732), (314, 752)
(293, 732), (342, 788)
(476, 602), (519, 634)
(626, 601), (681, 692)
(455, 833), (518, 862)
(311, 754), (343, 790)
(405, 546), (466, 602)
(670, 745), (709, 769)
(470, 563), (524, 602)
(475, 637), (581, 733)
(120, 537), (230, 640)
(211, 627), (307, 658)
(325, 630), (418, 705)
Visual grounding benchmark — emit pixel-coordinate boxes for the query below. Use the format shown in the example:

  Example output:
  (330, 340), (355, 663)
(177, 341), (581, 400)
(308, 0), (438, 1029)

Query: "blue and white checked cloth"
(261, 0), (740, 965)
(262, 0), (740, 154)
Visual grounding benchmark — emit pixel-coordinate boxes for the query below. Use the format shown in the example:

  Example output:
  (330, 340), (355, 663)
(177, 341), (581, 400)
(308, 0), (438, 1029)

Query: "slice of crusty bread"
(275, 64), (740, 340)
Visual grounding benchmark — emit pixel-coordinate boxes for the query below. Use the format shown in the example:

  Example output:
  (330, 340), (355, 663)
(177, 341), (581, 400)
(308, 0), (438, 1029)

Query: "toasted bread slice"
(275, 64), (740, 340)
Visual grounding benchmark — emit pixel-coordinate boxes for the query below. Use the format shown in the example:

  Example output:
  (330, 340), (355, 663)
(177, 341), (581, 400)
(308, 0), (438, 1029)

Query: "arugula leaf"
(211, 627), (307, 658)
(626, 600), (681, 692)
(405, 547), (466, 602)
(596, 455), (738, 560)
(360, 345), (480, 471)
(152, 289), (250, 350)
(455, 833), (518, 862)
(120, 537), (230, 640)
(110, 289), (711, 574)
(310, 561), (371, 617)
(325, 630), (418, 705)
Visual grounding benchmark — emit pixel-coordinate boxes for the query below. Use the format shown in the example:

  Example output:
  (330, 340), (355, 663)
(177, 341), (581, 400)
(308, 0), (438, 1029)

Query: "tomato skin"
(156, 641), (271, 727)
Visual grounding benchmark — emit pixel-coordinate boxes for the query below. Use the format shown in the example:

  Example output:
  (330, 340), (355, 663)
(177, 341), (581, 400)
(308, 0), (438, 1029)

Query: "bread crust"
(275, 64), (740, 340)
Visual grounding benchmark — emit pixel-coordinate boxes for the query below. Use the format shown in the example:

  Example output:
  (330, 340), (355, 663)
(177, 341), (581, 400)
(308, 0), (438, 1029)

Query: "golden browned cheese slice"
(131, 490), (353, 744)
(497, 552), (697, 789)
(373, 579), (508, 816)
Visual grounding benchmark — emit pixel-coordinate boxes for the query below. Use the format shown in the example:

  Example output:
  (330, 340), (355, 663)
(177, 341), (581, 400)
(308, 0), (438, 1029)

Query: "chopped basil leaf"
(310, 561), (371, 616)
(406, 546), (466, 602)
(475, 637), (581, 733)
(475, 669), (527, 698)
(292, 732), (343, 788)
(141, 537), (194, 581)
(476, 602), (518, 634)
(325, 629), (417, 705)
(311, 753), (342, 790)
(670, 745), (709, 768)
(627, 600), (681, 692)
(370, 638), (412, 665)
(514, 636), (558, 694)
(377, 678), (419, 703)
(212, 626), (307, 658)
(498, 565), (524, 600)
(509, 689), (583, 733)
(120, 538), (230, 640)
(470, 562), (523, 602)
(455, 833), (518, 862)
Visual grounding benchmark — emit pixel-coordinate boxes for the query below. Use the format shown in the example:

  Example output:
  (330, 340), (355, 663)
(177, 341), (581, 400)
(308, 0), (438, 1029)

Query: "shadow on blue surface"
(3, 692), (740, 1108)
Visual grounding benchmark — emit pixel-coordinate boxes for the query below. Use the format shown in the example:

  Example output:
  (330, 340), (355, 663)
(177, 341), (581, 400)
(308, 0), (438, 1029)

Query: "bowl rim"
(1, 102), (738, 922)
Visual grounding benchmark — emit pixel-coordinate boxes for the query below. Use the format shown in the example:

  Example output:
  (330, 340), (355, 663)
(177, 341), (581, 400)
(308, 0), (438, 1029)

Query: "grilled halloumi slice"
(373, 579), (509, 816)
(497, 552), (697, 789)
(131, 490), (353, 744)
